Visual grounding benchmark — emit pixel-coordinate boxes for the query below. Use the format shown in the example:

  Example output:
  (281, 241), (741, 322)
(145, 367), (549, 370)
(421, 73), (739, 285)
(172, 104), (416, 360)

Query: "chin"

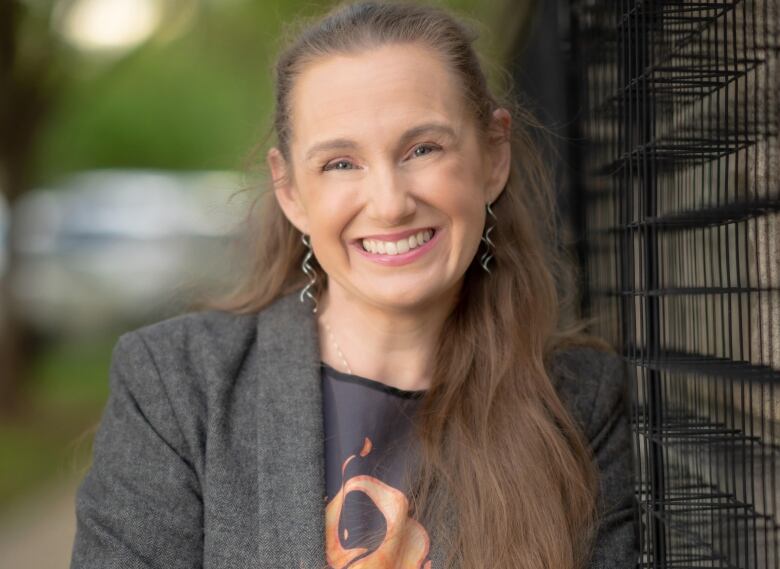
(360, 280), (454, 312)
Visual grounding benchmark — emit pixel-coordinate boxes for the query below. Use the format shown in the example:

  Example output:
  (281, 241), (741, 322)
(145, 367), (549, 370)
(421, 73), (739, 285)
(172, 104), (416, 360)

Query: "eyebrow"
(303, 121), (458, 162)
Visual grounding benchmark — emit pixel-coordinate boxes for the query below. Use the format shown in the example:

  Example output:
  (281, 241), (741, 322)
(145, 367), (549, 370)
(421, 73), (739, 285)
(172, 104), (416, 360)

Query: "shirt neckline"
(320, 361), (427, 400)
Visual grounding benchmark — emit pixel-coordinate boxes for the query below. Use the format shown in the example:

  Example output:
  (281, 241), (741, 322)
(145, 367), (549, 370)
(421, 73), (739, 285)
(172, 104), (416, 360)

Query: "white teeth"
(361, 228), (435, 256)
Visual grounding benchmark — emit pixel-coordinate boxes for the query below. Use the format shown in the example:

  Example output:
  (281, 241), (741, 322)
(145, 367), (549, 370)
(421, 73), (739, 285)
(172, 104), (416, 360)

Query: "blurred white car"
(9, 169), (255, 337)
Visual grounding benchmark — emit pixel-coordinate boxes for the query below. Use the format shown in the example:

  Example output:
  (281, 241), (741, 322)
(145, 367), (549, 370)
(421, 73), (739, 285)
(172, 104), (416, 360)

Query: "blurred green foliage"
(0, 338), (115, 509)
(34, 1), (288, 182)
(27, 338), (115, 408)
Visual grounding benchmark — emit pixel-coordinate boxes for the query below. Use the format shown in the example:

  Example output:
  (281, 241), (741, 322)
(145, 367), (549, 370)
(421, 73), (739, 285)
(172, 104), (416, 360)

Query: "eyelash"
(321, 143), (441, 172)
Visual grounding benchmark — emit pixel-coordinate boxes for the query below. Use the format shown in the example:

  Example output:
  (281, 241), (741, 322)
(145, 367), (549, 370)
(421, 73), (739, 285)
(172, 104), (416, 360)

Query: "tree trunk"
(0, 0), (57, 417)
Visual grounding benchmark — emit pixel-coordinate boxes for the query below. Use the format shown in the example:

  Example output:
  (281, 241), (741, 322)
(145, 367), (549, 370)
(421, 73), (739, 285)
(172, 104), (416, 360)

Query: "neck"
(317, 283), (459, 392)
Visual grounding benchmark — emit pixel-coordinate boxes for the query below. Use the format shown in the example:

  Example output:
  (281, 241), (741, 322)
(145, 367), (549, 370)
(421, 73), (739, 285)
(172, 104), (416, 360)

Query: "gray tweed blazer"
(70, 291), (639, 569)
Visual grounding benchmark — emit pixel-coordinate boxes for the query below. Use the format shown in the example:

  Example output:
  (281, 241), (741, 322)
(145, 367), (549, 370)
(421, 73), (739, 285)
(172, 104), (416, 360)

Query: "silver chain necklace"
(320, 317), (353, 375)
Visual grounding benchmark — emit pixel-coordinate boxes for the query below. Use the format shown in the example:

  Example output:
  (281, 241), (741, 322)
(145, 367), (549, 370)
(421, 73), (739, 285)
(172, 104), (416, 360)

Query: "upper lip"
(355, 226), (437, 242)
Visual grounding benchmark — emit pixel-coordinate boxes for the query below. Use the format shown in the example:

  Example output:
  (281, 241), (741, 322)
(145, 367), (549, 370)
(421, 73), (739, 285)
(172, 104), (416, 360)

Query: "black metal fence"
(570, 0), (780, 567)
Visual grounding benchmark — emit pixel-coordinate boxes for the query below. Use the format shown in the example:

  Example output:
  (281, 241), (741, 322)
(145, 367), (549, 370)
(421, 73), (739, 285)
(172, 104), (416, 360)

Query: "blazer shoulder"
(121, 308), (260, 390)
(131, 308), (259, 353)
(108, 309), (261, 457)
(546, 345), (628, 440)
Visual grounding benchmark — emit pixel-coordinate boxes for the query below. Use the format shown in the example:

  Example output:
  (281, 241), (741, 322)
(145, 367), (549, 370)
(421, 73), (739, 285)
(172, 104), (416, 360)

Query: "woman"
(70, 2), (638, 568)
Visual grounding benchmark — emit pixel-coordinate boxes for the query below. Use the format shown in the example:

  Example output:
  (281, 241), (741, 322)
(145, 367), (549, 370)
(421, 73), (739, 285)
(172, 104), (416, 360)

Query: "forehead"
(288, 42), (469, 153)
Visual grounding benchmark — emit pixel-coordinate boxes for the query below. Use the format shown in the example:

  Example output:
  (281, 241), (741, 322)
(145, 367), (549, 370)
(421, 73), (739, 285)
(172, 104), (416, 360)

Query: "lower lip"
(352, 229), (442, 267)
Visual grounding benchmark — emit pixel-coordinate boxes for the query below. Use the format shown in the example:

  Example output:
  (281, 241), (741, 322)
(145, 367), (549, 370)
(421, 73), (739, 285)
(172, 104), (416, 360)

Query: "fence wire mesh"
(570, 0), (780, 567)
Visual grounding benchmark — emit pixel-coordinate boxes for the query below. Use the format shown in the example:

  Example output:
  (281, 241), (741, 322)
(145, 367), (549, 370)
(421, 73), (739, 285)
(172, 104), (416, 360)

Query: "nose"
(364, 164), (416, 226)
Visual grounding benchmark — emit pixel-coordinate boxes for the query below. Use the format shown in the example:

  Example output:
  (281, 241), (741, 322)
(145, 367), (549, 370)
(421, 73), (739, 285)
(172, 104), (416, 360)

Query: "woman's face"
(270, 42), (511, 313)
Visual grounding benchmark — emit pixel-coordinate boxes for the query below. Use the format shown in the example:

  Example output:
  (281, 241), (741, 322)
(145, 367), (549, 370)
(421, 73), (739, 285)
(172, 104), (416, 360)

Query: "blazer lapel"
(254, 291), (453, 568)
(255, 292), (327, 568)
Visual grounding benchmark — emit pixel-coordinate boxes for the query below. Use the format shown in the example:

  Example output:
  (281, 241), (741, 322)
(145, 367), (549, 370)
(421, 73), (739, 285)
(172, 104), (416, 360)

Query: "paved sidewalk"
(0, 474), (80, 569)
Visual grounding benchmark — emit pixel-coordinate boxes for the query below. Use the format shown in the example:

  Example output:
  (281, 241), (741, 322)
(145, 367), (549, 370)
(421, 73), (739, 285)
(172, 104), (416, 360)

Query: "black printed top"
(321, 362), (433, 568)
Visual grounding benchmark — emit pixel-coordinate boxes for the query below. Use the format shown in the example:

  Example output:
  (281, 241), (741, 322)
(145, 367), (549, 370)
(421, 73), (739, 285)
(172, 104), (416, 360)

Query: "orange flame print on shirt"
(325, 436), (432, 569)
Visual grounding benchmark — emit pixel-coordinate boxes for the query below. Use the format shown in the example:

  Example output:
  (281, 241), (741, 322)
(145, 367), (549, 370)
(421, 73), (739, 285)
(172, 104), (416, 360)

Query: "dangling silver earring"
(300, 233), (318, 313)
(480, 201), (497, 274)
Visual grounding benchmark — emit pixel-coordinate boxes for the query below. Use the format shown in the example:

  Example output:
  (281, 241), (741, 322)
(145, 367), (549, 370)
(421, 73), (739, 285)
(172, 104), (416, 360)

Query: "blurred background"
(0, 0), (543, 566)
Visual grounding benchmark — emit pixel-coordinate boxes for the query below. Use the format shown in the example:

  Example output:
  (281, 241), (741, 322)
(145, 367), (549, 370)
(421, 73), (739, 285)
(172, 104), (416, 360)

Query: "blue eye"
(323, 159), (354, 172)
(411, 144), (439, 158)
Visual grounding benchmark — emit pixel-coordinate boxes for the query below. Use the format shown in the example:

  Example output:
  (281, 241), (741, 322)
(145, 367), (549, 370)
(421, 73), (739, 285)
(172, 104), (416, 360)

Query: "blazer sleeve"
(70, 331), (204, 569)
(586, 352), (640, 569)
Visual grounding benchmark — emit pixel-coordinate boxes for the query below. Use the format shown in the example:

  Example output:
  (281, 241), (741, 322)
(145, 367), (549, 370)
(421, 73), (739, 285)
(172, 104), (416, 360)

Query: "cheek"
(310, 215), (350, 258)
(307, 202), (357, 270)
(421, 157), (486, 230)
(298, 174), (359, 242)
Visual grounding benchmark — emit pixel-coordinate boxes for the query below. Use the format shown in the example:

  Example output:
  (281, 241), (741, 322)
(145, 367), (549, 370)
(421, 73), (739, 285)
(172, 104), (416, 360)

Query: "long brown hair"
(199, 2), (612, 567)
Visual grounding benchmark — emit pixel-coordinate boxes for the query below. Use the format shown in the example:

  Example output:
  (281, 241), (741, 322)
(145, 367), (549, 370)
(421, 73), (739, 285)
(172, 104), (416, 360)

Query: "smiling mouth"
(357, 228), (437, 256)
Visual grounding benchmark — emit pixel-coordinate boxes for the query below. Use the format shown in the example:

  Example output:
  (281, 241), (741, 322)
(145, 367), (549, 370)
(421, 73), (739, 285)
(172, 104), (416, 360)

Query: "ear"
(267, 147), (310, 234)
(483, 108), (512, 204)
